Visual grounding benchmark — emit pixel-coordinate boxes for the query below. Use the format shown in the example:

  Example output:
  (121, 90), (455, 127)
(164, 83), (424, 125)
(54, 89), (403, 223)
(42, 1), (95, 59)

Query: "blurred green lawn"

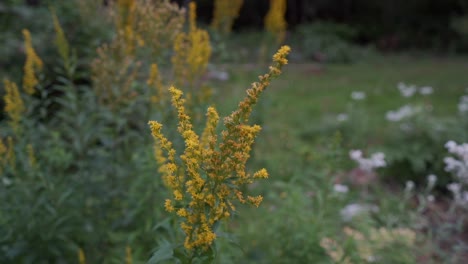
(215, 55), (468, 177)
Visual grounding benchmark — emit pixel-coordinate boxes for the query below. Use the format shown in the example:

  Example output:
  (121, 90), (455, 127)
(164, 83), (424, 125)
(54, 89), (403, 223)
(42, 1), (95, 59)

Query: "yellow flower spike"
(78, 248), (86, 264)
(147, 63), (163, 103)
(247, 195), (263, 207)
(22, 29), (43, 95)
(224, 45), (290, 125)
(171, 2), (211, 87)
(211, 0), (244, 34)
(253, 168), (269, 179)
(3, 79), (25, 134)
(188, 2), (197, 33)
(125, 246), (132, 264)
(164, 199), (175, 212)
(264, 0), (287, 44)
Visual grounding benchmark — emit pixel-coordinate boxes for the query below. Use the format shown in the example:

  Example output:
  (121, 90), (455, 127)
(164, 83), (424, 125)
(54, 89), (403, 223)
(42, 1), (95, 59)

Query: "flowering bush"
(149, 46), (291, 262)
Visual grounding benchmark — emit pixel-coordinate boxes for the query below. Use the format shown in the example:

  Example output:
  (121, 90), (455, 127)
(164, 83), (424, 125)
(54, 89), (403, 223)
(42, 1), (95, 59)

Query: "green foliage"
(295, 22), (370, 63)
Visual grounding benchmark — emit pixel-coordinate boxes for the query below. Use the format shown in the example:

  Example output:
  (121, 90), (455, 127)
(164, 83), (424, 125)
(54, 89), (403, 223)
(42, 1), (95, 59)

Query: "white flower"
(405, 181), (415, 192)
(370, 152), (386, 168)
(427, 174), (437, 188)
(447, 183), (461, 194)
(349, 150), (362, 160)
(427, 195), (435, 202)
(333, 184), (349, 193)
(2, 177), (12, 186)
(337, 113), (349, 122)
(419, 86), (433, 95)
(350, 149), (386, 171)
(443, 141), (468, 181)
(398, 82), (417, 98)
(458, 95), (468, 113)
(445, 140), (457, 152)
(351, 91), (366, 100)
(340, 203), (379, 222)
(385, 105), (415, 122)
(463, 191), (468, 203)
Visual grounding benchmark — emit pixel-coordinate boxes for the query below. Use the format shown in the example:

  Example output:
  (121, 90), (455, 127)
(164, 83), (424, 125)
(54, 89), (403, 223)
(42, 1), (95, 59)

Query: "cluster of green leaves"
(0, 3), (181, 263)
(294, 22), (371, 63)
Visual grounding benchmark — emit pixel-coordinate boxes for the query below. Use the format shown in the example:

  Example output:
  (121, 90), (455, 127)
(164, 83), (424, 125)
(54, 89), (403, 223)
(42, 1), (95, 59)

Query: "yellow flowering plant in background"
(22, 29), (43, 95)
(211, 0), (244, 35)
(172, 2), (211, 89)
(264, 0), (287, 44)
(92, 0), (185, 109)
(3, 79), (25, 135)
(149, 45), (290, 261)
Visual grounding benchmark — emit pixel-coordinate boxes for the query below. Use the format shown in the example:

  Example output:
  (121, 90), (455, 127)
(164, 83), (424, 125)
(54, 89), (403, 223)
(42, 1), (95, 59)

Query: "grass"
(214, 54), (467, 171)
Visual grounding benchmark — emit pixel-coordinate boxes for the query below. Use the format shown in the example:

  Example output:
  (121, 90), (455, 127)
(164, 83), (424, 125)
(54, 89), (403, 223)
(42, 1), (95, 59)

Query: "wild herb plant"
(148, 46), (291, 263)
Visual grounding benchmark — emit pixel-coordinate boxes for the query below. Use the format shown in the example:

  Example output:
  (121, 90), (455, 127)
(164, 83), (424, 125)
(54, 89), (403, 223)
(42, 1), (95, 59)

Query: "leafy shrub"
(295, 22), (368, 63)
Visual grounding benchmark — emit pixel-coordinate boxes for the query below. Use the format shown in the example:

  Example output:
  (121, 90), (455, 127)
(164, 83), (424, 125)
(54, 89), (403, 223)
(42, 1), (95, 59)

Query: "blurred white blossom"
(427, 174), (437, 189)
(340, 203), (379, 222)
(397, 82), (417, 98)
(333, 184), (349, 193)
(427, 195), (435, 202)
(385, 105), (417, 122)
(444, 141), (468, 181)
(351, 91), (366, 100)
(405, 181), (415, 192)
(458, 95), (468, 113)
(337, 113), (349, 122)
(419, 86), (433, 95)
(349, 150), (386, 172)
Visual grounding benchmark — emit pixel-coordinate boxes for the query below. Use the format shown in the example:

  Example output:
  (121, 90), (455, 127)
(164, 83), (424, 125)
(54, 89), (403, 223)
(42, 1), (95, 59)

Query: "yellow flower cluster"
(93, 0), (185, 108)
(264, 0), (287, 44)
(3, 79), (25, 134)
(211, 0), (244, 34)
(149, 46), (290, 251)
(147, 63), (164, 104)
(78, 248), (86, 264)
(22, 29), (43, 95)
(172, 2), (211, 87)
(125, 246), (132, 264)
(114, 0), (185, 57)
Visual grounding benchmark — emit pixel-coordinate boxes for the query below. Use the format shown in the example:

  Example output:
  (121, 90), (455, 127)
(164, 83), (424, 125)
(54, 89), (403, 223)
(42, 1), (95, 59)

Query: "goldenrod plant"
(172, 2), (211, 88)
(93, 0), (185, 108)
(149, 45), (290, 261)
(3, 79), (25, 135)
(264, 0), (287, 44)
(21, 29), (43, 95)
(211, 0), (244, 35)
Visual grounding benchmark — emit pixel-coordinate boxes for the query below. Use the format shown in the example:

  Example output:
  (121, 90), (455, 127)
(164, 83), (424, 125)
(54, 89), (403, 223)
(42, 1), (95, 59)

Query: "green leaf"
(147, 242), (175, 264)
